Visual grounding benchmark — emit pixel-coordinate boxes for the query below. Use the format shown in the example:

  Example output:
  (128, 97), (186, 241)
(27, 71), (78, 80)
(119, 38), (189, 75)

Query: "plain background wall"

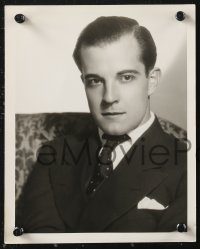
(5, 5), (187, 129)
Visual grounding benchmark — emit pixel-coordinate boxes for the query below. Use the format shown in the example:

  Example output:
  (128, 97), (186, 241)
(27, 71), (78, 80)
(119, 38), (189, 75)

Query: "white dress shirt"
(99, 112), (155, 170)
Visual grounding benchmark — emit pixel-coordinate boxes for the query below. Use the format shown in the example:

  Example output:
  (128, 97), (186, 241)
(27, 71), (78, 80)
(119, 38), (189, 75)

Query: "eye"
(85, 78), (102, 87)
(120, 74), (135, 83)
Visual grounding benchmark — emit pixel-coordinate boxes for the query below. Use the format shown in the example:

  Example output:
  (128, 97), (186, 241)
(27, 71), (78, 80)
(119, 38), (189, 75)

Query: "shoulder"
(149, 117), (187, 163)
(36, 127), (99, 167)
(161, 130), (187, 166)
(143, 118), (187, 179)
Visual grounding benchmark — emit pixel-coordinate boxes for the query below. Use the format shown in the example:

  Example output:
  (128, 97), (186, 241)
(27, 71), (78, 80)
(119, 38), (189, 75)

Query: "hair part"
(73, 16), (157, 75)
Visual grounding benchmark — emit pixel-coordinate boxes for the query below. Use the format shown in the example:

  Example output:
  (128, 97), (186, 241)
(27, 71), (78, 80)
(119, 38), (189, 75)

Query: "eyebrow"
(83, 74), (102, 80)
(117, 70), (140, 75)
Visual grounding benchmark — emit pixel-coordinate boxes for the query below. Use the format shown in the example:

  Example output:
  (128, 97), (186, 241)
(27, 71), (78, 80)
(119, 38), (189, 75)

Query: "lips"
(102, 112), (126, 116)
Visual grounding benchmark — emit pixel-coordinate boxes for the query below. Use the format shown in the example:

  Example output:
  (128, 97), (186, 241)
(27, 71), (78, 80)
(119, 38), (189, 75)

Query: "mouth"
(101, 112), (126, 116)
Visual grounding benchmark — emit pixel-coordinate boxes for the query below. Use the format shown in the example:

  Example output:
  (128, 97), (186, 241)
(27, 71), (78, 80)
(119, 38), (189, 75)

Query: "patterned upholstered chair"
(15, 113), (187, 210)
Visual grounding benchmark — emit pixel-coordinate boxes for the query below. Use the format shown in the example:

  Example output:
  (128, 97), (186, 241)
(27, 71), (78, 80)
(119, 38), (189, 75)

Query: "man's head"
(73, 16), (161, 135)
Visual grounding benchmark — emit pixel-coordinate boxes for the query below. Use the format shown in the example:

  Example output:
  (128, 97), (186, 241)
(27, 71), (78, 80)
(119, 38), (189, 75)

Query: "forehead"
(80, 34), (144, 74)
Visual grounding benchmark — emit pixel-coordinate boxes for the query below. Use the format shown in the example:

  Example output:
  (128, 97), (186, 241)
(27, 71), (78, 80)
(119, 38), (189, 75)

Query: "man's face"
(80, 34), (156, 135)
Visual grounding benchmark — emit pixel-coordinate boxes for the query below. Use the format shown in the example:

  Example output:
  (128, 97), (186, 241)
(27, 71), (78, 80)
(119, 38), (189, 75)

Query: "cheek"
(123, 82), (148, 105)
(85, 89), (101, 111)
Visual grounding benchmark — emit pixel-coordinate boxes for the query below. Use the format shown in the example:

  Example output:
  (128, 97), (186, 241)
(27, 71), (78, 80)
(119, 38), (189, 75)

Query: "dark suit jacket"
(17, 117), (187, 232)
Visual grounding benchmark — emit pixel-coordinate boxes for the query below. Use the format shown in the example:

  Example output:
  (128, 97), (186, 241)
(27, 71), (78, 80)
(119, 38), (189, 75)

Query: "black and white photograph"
(4, 4), (196, 243)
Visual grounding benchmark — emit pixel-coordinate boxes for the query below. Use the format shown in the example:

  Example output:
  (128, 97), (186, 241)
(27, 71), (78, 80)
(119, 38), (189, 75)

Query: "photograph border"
(1, 0), (199, 248)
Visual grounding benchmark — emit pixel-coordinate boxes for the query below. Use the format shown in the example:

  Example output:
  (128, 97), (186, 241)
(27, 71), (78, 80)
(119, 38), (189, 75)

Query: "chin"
(100, 124), (127, 135)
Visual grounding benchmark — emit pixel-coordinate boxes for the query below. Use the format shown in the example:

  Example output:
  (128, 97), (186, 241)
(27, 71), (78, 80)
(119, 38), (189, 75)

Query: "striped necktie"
(86, 134), (130, 196)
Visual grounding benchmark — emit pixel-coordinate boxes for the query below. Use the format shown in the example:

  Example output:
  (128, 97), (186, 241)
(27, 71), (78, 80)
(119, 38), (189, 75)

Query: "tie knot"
(102, 133), (130, 149)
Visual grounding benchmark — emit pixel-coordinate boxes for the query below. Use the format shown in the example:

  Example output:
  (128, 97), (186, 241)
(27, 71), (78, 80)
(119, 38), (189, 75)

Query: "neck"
(138, 103), (151, 127)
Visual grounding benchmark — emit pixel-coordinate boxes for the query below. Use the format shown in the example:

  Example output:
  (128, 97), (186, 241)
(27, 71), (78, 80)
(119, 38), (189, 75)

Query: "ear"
(147, 67), (161, 96)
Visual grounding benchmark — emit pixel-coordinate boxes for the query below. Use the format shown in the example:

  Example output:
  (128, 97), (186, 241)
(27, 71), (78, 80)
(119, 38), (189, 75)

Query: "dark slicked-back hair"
(73, 16), (157, 75)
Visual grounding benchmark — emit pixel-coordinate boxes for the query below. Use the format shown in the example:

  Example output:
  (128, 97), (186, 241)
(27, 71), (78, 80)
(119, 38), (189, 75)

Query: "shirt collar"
(99, 112), (155, 145)
(127, 111), (155, 144)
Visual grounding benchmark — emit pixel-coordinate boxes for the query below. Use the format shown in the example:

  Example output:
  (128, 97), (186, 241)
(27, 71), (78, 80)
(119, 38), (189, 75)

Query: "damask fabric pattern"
(15, 113), (187, 204)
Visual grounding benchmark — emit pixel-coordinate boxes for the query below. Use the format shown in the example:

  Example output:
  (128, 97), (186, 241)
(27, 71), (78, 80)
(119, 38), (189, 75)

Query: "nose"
(102, 81), (119, 104)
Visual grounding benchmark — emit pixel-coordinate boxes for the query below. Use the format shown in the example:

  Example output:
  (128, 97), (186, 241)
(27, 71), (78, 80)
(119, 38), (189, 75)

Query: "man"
(18, 16), (187, 232)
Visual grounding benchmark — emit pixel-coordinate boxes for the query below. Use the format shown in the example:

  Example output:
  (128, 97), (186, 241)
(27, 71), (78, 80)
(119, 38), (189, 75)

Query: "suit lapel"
(77, 118), (169, 232)
(80, 129), (102, 201)
(49, 126), (101, 231)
